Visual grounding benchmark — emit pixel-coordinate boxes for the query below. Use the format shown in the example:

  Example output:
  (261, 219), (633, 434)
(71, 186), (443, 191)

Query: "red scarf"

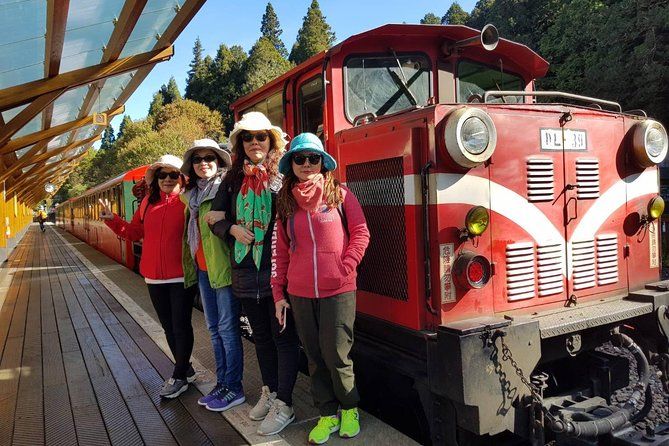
(292, 174), (324, 212)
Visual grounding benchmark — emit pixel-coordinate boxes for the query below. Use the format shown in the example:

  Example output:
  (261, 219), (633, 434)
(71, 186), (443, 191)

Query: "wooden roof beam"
(0, 45), (173, 111)
(0, 105), (123, 155)
(0, 90), (65, 147)
(71, 0), (148, 142)
(0, 140), (50, 184)
(42, 0), (70, 132)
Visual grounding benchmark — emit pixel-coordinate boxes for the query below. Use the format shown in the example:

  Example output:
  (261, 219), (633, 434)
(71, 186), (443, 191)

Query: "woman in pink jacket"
(271, 133), (370, 445)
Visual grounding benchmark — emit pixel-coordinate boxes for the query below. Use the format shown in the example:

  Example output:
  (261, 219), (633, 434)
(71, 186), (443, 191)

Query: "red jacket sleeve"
(341, 187), (370, 274)
(104, 207), (144, 242)
(270, 217), (291, 303)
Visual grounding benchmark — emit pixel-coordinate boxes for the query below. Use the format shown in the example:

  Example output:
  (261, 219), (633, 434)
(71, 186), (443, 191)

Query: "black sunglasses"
(293, 154), (322, 165)
(192, 154), (218, 164)
(241, 131), (269, 143)
(157, 171), (181, 180)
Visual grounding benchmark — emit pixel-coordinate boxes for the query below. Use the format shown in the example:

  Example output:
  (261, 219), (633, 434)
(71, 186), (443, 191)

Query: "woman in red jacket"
(99, 155), (196, 399)
(271, 133), (370, 445)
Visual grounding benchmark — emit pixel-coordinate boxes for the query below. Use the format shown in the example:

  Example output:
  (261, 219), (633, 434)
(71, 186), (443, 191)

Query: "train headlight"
(632, 120), (668, 167)
(444, 108), (497, 168)
(453, 251), (491, 289)
(648, 195), (665, 220)
(465, 206), (489, 236)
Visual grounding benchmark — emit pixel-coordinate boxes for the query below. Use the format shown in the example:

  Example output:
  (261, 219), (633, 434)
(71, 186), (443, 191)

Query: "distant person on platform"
(38, 210), (47, 232)
(99, 154), (197, 399)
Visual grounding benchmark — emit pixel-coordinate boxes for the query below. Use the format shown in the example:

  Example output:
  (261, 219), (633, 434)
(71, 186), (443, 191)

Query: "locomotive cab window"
(344, 53), (431, 122)
(457, 60), (524, 103)
(240, 90), (284, 127)
(298, 76), (323, 136)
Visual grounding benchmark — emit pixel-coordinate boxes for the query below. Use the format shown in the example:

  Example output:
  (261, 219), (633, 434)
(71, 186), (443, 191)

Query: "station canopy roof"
(0, 0), (206, 205)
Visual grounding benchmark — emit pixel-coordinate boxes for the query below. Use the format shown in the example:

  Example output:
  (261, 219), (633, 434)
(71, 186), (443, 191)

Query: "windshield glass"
(457, 60), (524, 103)
(345, 54), (430, 122)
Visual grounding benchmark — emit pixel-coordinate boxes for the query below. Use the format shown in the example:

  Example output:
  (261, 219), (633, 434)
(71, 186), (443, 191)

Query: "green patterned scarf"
(235, 160), (272, 269)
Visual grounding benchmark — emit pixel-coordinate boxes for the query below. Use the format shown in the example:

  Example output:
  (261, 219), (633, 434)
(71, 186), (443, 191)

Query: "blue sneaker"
(198, 383), (226, 406)
(206, 388), (246, 412)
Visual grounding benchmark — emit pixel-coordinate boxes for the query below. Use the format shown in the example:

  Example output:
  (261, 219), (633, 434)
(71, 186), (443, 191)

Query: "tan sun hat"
(228, 111), (288, 153)
(145, 154), (183, 185)
(181, 138), (232, 175)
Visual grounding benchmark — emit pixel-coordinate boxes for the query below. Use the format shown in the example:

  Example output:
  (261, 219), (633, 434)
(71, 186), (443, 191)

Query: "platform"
(0, 224), (419, 446)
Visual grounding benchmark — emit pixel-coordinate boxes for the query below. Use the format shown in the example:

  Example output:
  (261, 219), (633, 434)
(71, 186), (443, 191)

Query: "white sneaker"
(248, 385), (276, 421)
(257, 398), (295, 435)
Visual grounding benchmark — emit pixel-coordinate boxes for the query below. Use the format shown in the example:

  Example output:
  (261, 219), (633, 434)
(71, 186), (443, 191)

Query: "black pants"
(147, 283), (195, 380)
(241, 295), (300, 406)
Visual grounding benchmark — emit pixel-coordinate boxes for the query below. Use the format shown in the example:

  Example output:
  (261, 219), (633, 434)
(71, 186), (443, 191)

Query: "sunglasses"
(241, 132), (269, 143)
(192, 154), (218, 164)
(292, 154), (323, 165)
(157, 171), (181, 180)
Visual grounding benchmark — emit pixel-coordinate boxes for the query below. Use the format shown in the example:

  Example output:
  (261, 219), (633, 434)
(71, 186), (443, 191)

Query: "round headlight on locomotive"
(632, 120), (668, 167)
(444, 108), (497, 168)
(648, 195), (665, 220)
(465, 206), (490, 236)
(452, 251), (491, 289)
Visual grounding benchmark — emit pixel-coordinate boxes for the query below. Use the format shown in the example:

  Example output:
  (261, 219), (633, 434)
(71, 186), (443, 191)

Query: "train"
(56, 165), (148, 273)
(57, 23), (669, 445)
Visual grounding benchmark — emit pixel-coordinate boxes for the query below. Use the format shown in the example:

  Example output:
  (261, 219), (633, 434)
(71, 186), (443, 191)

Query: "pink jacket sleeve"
(341, 187), (370, 274)
(104, 207), (144, 242)
(270, 217), (291, 302)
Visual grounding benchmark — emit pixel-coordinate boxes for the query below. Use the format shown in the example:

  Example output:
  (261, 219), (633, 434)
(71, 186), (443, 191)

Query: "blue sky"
(115, 0), (478, 131)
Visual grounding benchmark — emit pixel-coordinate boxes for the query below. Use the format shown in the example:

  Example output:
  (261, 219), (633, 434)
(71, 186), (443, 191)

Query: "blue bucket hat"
(278, 132), (337, 175)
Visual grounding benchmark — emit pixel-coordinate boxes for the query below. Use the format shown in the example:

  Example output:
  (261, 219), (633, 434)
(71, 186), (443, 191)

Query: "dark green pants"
(290, 291), (359, 415)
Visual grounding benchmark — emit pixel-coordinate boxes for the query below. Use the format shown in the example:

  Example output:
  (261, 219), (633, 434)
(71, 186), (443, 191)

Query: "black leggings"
(241, 295), (300, 406)
(147, 283), (195, 380)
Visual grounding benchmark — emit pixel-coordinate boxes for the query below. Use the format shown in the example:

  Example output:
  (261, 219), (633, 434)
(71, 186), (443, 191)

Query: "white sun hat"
(227, 111), (289, 153)
(145, 154), (183, 185)
(181, 138), (232, 175)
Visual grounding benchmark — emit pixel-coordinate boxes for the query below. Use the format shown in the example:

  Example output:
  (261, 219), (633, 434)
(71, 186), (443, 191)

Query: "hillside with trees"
(55, 0), (668, 202)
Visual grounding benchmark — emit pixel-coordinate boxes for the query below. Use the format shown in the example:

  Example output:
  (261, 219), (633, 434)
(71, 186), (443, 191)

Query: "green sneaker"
(339, 408), (360, 438)
(308, 415), (340, 444)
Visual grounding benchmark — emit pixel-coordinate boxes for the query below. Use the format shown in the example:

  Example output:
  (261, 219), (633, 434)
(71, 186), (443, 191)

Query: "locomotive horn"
(443, 24), (499, 55)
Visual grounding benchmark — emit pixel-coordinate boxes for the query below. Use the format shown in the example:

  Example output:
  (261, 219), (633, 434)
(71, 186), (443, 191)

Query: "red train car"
(56, 165), (148, 271)
(232, 24), (669, 445)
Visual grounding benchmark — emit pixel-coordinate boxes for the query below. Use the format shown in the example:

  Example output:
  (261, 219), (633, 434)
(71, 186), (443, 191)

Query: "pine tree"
(100, 124), (115, 150)
(117, 115), (132, 140)
(148, 91), (164, 116)
(442, 3), (470, 25)
(261, 2), (287, 58)
(185, 37), (204, 96)
(420, 13), (441, 24)
(208, 44), (248, 132)
(161, 77), (182, 105)
(185, 37), (212, 103)
(245, 37), (293, 94)
(289, 0), (335, 65)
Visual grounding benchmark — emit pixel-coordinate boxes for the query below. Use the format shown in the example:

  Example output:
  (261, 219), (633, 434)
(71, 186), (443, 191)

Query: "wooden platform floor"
(0, 226), (246, 446)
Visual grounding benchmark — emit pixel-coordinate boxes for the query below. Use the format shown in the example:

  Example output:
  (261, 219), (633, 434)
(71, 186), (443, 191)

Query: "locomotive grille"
(346, 157), (408, 301)
(571, 239), (596, 290)
(537, 242), (564, 297)
(576, 158), (600, 199)
(527, 158), (554, 202)
(596, 234), (618, 285)
(505, 242), (536, 301)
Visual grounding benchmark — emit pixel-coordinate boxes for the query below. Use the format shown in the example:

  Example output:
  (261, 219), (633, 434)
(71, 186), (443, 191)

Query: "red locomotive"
(232, 24), (669, 445)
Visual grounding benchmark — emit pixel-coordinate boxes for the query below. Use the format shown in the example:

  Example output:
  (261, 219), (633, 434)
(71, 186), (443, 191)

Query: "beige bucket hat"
(228, 111), (288, 153)
(145, 154), (183, 185)
(181, 138), (232, 175)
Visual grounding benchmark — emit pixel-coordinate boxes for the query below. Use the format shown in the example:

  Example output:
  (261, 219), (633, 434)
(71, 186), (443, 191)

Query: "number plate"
(540, 128), (587, 151)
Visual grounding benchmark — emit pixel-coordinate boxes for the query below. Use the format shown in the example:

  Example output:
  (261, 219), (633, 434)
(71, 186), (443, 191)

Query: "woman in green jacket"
(181, 139), (244, 412)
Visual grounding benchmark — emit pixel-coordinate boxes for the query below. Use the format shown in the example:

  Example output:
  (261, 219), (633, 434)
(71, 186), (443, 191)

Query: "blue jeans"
(198, 269), (243, 392)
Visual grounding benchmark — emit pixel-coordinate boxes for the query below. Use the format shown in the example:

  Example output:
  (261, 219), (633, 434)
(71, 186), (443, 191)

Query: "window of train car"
(344, 53), (431, 122)
(457, 60), (524, 103)
(240, 90), (284, 127)
(298, 76), (323, 136)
